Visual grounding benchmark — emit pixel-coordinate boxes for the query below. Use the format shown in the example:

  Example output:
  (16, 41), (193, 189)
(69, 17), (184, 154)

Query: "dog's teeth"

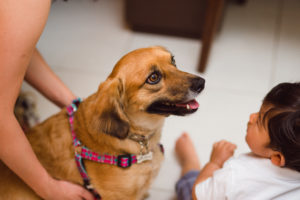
(186, 104), (190, 110)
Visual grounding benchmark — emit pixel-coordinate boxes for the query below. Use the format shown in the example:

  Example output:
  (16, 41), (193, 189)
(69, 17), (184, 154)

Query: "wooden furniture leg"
(198, 0), (225, 73)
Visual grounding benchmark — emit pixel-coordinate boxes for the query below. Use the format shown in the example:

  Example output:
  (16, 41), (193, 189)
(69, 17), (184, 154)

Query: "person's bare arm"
(192, 140), (236, 200)
(25, 48), (76, 108)
(0, 0), (54, 197)
(0, 1), (92, 199)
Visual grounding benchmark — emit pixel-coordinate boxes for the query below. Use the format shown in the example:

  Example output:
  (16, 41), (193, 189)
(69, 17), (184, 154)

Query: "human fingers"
(65, 182), (94, 200)
(79, 187), (94, 200)
(211, 140), (236, 167)
(227, 142), (237, 152)
(51, 180), (94, 200)
(214, 140), (236, 150)
(221, 141), (236, 156)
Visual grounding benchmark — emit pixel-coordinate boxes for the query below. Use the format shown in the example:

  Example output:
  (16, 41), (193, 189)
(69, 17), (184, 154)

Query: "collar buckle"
(117, 154), (132, 168)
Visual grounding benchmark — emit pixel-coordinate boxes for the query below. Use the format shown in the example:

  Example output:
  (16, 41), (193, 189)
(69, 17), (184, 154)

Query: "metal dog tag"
(137, 152), (153, 163)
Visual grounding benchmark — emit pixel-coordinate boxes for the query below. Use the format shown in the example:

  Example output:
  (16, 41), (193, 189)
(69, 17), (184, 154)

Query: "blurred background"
(21, 0), (300, 199)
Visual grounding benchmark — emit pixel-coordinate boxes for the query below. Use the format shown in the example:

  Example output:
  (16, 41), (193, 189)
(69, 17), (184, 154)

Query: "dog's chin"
(146, 99), (199, 116)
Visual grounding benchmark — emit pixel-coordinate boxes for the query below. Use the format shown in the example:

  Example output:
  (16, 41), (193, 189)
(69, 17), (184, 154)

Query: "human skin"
(0, 1), (92, 199)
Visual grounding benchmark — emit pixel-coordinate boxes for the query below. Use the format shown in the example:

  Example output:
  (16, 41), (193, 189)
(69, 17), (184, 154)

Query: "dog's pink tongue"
(176, 99), (199, 109)
(188, 99), (199, 109)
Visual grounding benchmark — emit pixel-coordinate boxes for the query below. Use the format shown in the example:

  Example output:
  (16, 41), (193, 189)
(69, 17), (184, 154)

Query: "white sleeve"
(195, 164), (233, 200)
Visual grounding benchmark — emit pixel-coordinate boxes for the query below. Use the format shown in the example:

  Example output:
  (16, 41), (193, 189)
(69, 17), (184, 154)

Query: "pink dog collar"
(66, 98), (162, 199)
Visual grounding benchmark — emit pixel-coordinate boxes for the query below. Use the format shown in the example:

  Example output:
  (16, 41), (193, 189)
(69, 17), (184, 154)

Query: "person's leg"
(175, 133), (201, 200)
(176, 133), (201, 176)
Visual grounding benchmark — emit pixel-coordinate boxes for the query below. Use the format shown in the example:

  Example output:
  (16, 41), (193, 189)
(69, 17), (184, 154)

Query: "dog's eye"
(146, 72), (161, 85)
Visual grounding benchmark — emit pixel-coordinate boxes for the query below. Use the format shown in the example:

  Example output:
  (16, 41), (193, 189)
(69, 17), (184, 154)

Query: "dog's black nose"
(190, 77), (205, 93)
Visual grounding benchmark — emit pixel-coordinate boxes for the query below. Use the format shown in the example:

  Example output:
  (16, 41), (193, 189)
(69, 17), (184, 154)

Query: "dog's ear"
(94, 78), (130, 139)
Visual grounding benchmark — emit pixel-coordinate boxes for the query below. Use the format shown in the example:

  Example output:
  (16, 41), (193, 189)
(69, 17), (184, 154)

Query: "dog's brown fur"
(0, 47), (204, 200)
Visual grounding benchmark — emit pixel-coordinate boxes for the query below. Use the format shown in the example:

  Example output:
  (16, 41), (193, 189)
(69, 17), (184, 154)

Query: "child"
(175, 82), (300, 200)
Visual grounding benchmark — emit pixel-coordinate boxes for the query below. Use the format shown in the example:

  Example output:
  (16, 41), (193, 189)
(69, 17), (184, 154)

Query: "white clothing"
(195, 153), (300, 200)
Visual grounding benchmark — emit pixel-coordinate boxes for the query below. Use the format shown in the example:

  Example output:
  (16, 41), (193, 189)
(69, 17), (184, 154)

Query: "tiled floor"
(22, 0), (300, 199)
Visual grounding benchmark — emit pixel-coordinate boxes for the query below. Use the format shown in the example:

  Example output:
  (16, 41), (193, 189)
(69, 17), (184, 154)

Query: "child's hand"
(209, 140), (237, 168)
(192, 140), (237, 195)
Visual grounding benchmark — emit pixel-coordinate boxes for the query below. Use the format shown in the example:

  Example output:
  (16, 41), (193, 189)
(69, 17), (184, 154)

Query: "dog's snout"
(190, 77), (205, 93)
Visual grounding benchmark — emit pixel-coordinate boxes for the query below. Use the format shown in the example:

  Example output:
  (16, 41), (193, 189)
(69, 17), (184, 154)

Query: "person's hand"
(42, 178), (94, 200)
(209, 140), (237, 168)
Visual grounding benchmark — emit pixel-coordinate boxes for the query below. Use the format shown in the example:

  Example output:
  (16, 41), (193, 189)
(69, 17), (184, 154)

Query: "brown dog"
(0, 46), (205, 200)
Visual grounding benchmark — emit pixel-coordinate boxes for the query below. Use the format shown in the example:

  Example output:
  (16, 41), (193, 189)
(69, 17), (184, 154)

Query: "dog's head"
(89, 46), (205, 139)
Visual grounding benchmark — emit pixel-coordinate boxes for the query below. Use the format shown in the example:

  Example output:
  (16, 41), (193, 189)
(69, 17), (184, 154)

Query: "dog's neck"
(73, 97), (164, 155)
(128, 134), (152, 155)
(126, 110), (165, 132)
(128, 123), (156, 138)
(127, 123), (161, 155)
(127, 114), (164, 137)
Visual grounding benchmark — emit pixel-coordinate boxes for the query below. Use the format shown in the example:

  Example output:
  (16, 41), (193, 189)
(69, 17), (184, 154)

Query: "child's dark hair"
(262, 82), (300, 172)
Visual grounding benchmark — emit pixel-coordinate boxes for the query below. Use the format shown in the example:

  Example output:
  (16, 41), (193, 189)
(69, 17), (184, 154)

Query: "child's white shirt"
(195, 153), (300, 200)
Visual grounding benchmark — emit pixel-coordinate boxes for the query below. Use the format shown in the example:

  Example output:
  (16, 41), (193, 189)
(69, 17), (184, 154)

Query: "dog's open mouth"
(147, 99), (199, 116)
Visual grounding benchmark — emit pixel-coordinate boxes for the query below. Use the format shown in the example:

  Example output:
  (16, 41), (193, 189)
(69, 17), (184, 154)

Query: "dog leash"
(67, 98), (162, 200)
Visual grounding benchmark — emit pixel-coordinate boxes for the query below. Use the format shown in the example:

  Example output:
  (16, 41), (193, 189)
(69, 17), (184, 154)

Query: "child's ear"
(270, 151), (285, 167)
